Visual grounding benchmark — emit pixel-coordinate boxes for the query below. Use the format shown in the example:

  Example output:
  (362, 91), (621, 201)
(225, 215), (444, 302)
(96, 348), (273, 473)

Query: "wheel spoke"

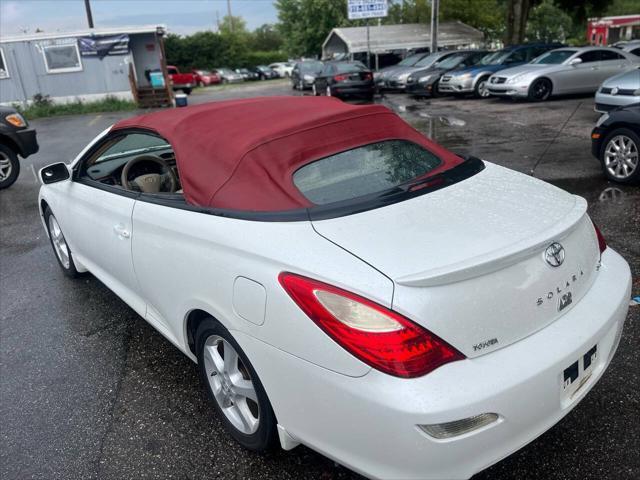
(205, 344), (224, 373)
(222, 340), (239, 375)
(230, 375), (258, 402)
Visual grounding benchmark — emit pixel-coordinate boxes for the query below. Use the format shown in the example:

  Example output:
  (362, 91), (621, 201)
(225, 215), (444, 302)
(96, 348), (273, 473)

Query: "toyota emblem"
(545, 242), (565, 267)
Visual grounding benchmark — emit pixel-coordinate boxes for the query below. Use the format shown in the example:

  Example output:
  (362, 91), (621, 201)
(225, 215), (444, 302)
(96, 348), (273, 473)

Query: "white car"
(38, 97), (631, 480)
(269, 62), (294, 77)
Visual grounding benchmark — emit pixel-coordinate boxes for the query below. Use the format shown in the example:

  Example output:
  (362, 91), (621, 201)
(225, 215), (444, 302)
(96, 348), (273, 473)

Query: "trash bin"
(175, 93), (188, 107)
(149, 71), (165, 88)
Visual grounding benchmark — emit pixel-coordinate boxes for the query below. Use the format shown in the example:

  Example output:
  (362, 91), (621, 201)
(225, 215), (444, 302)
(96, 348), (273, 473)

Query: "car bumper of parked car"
(438, 77), (474, 94)
(172, 83), (193, 90)
(487, 82), (530, 98)
(376, 79), (407, 90)
(11, 127), (39, 158)
(332, 84), (375, 97)
(239, 247), (631, 480)
(594, 92), (639, 113)
(406, 81), (434, 95)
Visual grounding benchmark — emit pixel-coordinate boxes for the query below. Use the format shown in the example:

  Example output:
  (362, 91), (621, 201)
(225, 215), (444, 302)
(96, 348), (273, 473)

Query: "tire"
(599, 128), (640, 185)
(528, 78), (552, 102)
(196, 318), (278, 451)
(0, 143), (20, 189)
(473, 76), (490, 98)
(431, 80), (441, 98)
(44, 207), (80, 278)
(182, 88), (192, 95)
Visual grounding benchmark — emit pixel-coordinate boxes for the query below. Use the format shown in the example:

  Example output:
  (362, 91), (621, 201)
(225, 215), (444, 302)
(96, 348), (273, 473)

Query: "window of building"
(43, 43), (83, 73)
(0, 48), (9, 79)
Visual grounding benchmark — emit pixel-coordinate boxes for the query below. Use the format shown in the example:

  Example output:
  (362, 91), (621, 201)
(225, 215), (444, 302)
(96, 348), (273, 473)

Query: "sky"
(0, 0), (279, 37)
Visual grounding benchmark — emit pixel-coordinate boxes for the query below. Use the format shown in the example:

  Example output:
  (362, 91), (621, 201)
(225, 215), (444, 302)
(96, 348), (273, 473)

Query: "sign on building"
(347, 0), (388, 20)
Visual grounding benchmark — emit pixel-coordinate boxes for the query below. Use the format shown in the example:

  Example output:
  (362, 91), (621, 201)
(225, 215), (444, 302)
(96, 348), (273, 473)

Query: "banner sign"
(78, 34), (129, 58)
(347, 0), (388, 20)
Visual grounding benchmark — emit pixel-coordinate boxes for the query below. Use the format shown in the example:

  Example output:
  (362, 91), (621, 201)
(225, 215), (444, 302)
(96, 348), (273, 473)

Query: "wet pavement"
(1, 80), (638, 480)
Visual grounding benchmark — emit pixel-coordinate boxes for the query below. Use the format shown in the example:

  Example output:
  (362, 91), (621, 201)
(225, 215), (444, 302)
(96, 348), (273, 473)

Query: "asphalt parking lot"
(1, 79), (638, 480)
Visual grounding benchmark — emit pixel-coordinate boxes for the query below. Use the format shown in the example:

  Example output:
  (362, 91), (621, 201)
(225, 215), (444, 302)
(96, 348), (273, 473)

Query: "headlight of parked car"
(5, 112), (27, 128)
(396, 72), (411, 81)
(303, 74), (315, 82)
(458, 72), (472, 80)
(507, 73), (528, 84)
(418, 75), (432, 83)
(596, 113), (609, 127)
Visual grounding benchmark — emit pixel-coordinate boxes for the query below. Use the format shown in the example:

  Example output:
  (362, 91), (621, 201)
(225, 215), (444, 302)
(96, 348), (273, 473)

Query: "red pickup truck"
(167, 65), (196, 94)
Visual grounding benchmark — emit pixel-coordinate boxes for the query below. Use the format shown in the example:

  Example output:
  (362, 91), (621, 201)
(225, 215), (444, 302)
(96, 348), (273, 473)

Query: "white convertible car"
(38, 97), (631, 479)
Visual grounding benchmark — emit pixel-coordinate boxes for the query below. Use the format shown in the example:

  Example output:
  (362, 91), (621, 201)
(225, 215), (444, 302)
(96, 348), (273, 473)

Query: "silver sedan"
(487, 47), (639, 101)
(595, 67), (640, 113)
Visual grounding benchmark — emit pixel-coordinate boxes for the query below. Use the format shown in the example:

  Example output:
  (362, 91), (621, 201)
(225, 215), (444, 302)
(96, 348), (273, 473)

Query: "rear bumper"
(9, 128), (39, 158)
(333, 84), (375, 97)
(239, 247), (631, 479)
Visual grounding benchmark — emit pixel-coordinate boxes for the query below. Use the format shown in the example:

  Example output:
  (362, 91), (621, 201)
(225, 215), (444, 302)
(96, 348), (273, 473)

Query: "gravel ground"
(1, 79), (638, 480)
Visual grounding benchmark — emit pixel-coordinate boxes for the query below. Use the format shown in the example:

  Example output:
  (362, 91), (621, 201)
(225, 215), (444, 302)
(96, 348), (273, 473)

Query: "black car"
(291, 60), (324, 90)
(0, 106), (39, 189)
(312, 61), (375, 100)
(252, 66), (278, 80)
(591, 104), (640, 184)
(406, 50), (490, 97)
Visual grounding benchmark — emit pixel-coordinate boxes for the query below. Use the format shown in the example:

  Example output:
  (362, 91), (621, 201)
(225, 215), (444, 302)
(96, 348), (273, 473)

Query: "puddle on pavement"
(549, 177), (638, 206)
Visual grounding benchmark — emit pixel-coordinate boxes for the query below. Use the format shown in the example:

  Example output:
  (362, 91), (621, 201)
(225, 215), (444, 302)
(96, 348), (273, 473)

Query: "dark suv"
(0, 106), (39, 189)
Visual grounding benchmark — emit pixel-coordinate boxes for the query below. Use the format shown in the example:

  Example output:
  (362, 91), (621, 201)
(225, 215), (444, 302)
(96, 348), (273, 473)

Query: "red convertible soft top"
(113, 96), (463, 211)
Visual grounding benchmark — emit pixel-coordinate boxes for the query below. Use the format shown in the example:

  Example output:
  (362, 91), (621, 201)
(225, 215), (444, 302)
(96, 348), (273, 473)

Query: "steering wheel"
(121, 155), (178, 193)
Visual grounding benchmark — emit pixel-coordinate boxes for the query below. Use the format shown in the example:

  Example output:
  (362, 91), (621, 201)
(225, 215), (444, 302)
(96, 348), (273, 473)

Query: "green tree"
(441, 0), (507, 42)
(219, 14), (248, 36)
(526, 0), (573, 42)
(606, 0), (640, 16)
(276, 0), (349, 57)
(249, 24), (284, 51)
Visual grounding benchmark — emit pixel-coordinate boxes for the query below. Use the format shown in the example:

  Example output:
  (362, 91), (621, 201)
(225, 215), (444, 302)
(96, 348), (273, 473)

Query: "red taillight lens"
(593, 222), (607, 254)
(333, 74), (348, 82)
(278, 272), (464, 378)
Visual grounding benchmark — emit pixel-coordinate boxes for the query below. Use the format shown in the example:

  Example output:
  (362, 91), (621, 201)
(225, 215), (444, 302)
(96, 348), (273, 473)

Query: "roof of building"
(0, 25), (165, 44)
(323, 22), (484, 54)
(112, 96), (462, 212)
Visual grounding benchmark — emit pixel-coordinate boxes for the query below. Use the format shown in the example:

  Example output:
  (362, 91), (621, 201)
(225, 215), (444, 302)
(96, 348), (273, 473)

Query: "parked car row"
(166, 63), (295, 94)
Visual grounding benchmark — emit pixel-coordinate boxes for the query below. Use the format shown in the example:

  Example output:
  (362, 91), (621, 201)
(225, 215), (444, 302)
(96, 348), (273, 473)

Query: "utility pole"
(226, 0), (233, 32)
(430, 0), (439, 53)
(84, 0), (94, 28)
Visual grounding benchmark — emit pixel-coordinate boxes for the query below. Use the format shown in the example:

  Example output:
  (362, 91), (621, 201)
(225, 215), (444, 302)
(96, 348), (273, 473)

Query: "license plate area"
(562, 344), (597, 405)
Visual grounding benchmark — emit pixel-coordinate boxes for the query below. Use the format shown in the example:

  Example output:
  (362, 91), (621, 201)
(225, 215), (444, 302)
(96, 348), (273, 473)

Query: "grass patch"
(15, 95), (137, 120)
(193, 78), (288, 94)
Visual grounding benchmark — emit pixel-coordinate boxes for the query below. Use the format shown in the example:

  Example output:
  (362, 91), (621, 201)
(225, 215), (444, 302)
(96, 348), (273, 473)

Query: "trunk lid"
(312, 163), (601, 358)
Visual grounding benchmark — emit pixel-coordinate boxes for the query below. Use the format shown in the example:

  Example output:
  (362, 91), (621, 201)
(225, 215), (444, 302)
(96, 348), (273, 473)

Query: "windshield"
(398, 53), (427, 66)
(414, 52), (443, 68)
(531, 50), (577, 64)
(299, 61), (323, 73)
(476, 51), (505, 66)
(485, 50), (515, 65)
(435, 54), (467, 69)
(293, 140), (442, 205)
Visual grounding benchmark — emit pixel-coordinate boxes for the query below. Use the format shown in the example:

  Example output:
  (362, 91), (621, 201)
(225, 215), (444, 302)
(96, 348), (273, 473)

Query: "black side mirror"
(40, 162), (70, 184)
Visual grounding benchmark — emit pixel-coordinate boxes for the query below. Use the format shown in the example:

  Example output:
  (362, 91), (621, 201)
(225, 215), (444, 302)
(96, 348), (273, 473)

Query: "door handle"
(113, 224), (130, 239)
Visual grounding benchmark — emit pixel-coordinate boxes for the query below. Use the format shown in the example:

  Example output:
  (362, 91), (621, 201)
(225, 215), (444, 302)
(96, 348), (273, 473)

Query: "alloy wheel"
(477, 79), (489, 98)
(0, 151), (11, 181)
(532, 79), (551, 100)
(48, 215), (70, 269)
(312, 84), (317, 96)
(604, 135), (638, 180)
(203, 335), (260, 435)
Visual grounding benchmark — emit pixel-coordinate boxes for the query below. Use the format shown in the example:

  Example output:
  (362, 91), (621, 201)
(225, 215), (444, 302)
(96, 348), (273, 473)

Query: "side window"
(167, 67), (178, 75)
(506, 49), (526, 64)
(0, 47), (9, 79)
(80, 133), (180, 195)
(43, 43), (82, 73)
(530, 47), (549, 61)
(631, 48), (640, 57)
(600, 50), (624, 61)
(578, 51), (601, 63)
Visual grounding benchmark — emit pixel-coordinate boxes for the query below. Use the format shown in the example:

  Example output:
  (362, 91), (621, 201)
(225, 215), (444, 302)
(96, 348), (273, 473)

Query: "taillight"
(363, 72), (373, 81)
(333, 74), (348, 82)
(592, 221), (607, 254)
(278, 272), (464, 378)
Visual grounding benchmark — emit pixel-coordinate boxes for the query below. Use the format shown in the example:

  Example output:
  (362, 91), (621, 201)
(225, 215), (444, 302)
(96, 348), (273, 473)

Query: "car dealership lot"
(1, 82), (638, 479)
